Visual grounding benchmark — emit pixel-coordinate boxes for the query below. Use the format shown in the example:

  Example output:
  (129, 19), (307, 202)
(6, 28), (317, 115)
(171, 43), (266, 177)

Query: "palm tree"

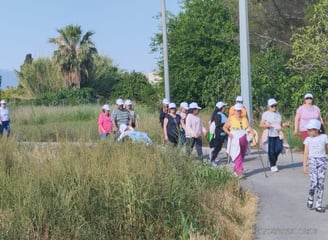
(49, 25), (97, 88)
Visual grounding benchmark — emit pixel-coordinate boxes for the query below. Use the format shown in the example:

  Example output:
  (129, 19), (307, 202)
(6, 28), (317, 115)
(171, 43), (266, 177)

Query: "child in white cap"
(303, 119), (328, 213)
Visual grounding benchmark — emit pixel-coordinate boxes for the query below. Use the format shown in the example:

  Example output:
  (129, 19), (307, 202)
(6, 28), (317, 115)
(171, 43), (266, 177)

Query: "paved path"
(233, 149), (327, 240)
(202, 147), (328, 240)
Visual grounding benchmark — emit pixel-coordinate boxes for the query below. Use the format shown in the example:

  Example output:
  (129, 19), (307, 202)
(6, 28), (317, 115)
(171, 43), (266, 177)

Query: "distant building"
(144, 71), (162, 84)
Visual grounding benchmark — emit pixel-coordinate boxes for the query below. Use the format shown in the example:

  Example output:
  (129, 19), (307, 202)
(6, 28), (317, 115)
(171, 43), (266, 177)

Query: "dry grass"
(190, 181), (258, 240)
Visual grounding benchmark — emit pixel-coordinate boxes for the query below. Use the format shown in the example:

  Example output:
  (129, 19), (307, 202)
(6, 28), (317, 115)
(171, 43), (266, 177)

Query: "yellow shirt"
(230, 115), (248, 130)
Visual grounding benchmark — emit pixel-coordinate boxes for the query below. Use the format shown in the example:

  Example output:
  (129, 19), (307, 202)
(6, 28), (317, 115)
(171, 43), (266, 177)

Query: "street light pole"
(239, 0), (252, 122)
(161, 0), (170, 101)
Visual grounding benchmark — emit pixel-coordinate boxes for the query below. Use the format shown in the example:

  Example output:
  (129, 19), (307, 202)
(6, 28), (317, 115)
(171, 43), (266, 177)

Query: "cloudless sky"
(0, 0), (182, 73)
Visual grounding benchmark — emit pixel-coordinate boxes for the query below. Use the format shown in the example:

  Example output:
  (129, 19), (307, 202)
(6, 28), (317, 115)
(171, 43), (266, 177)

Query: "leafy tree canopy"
(153, 0), (240, 107)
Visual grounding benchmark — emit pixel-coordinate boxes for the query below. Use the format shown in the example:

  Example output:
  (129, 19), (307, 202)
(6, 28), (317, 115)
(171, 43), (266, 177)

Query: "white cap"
(116, 99), (124, 105)
(189, 102), (201, 109)
(102, 104), (110, 111)
(0, 100), (6, 104)
(267, 98), (277, 106)
(162, 98), (169, 105)
(236, 96), (243, 102)
(125, 99), (132, 105)
(180, 102), (189, 110)
(304, 93), (313, 99)
(305, 119), (321, 130)
(216, 101), (227, 109)
(168, 102), (176, 109)
(234, 103), (243, 110)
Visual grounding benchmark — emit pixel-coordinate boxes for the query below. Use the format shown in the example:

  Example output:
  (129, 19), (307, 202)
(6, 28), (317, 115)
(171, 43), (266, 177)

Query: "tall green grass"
(1, 104), (259, 239)
(0, 140), (256, 239)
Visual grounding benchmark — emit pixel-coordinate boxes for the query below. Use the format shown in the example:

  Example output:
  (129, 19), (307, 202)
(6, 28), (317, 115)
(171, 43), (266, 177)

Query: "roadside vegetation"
(0, 105), (258, 239)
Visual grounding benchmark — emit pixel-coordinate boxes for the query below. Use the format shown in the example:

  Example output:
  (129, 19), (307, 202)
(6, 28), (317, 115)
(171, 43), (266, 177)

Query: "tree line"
(2, 0), (328, 118)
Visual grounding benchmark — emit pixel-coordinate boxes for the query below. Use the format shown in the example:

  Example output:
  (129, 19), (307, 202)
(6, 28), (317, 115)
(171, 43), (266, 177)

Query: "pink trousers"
(234, 134), (248, 175)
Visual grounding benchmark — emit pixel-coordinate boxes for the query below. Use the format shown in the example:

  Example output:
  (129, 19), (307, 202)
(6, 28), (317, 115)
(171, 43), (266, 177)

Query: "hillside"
(0, 69), (18, 89)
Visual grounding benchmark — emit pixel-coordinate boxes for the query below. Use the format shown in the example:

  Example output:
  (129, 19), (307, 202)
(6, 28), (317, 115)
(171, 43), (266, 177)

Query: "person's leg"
(307, 158), (317, 208)
(185, 137), (194, 156)
(99, 133), (107, 139)
(0, 123), (4, 137)
(210, 138), (220, 161)
(4, 122), (10, 137)
(273, 137), (283, 166)
(194, 137), (203, 158)
(315, 158), (327, 210)
(234, 154), (243, 175)
(268, 137), (276, 167)
(179, 130), (186, 146)
(234, 134), (247, 175)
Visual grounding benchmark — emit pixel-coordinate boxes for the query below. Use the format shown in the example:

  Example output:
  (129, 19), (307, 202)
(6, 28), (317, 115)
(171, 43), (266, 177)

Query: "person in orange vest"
(228, 96), (248, 118)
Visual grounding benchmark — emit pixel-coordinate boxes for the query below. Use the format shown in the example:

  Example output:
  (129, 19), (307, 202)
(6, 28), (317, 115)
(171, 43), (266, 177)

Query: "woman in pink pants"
(223, 103), (255, 177)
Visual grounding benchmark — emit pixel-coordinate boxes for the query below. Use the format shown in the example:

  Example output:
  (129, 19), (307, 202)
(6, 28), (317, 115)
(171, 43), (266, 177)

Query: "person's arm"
(246, 119), (255, 136)
(223, 118), (232, 138)
(294, 112), (300, 135)
(303, 144), (309, 174)
(134, 112), (139, 129)
(163, 117), (169, 142)
(228, 106), (234, 118)
(260, 119), (270, 129)
(98, 114), (106, 134)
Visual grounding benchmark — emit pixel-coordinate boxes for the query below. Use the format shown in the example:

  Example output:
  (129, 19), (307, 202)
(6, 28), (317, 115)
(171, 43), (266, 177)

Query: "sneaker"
(315, 207), (326, 213)
(271, 166), (279, 172)
(211, 161), (218, 167)
(307, 199), (313, 209)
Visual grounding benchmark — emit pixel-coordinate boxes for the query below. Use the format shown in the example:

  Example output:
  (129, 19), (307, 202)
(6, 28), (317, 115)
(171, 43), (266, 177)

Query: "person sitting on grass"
(118, 124), (152, 146)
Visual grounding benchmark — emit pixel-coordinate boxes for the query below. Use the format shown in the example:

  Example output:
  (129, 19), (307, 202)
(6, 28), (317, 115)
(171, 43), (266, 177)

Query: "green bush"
(34, 88), (96, 106)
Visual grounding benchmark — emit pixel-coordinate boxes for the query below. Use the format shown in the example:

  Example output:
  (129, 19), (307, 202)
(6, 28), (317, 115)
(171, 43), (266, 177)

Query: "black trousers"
(268, 136), (283, 167)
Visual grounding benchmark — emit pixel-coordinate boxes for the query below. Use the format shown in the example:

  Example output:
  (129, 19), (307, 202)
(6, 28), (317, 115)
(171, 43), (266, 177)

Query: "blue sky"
(0, 0), (182, 73)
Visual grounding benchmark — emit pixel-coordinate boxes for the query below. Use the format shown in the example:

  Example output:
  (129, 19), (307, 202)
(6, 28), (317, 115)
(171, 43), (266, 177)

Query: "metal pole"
(239, 0), (252, 122)
(161, 0), (170, 101)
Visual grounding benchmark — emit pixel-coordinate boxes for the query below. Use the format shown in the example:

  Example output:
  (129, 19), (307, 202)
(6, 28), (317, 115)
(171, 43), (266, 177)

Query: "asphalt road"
(231, 149), (327, 240)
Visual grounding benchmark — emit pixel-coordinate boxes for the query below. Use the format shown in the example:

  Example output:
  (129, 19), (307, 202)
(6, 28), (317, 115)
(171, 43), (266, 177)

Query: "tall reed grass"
(0, 139), (257, 239)
(1, 104), (258, 239)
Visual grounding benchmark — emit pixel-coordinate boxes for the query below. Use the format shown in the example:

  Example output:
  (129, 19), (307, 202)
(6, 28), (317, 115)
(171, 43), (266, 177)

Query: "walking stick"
(255, 137), (268, 178)
(287, 126), (294, 167)
(226, 137), (232, 165)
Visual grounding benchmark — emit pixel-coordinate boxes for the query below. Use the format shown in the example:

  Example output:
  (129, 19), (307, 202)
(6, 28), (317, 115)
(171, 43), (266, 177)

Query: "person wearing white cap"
(159, 98), (169, 128)
(0, 99), (10, 137)
(208, 101), (228, 166)
(124, 99), (138, 129)
(185, 102), (207, 159)
(260, 98), (290, 172)
(223, 103), (255, 177)
(303, 119), (328, 213)
(176, 102), (189, 145)
(228, 96), (248, 118)
(112, 98), (131, 136)
(163, 102), (182, 146)
(294, 93), (324, 142)
(97, 104), (113, 139)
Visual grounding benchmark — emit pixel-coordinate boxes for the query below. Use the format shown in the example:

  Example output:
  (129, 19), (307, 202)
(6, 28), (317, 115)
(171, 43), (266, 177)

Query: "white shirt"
(0, 107), (10, 121)
(304, 134), (328, 158)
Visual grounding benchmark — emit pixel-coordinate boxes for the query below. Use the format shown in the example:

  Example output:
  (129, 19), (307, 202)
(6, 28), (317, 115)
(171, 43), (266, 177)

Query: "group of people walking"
(97, 98), (138, 140)
(97, 93), (327, 213)
(160, 93), (327, 213)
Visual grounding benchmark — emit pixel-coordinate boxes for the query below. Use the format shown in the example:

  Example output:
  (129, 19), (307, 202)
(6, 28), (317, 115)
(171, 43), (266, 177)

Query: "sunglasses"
(271, 105), (277, 108)
(305, 97), (313, 100)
